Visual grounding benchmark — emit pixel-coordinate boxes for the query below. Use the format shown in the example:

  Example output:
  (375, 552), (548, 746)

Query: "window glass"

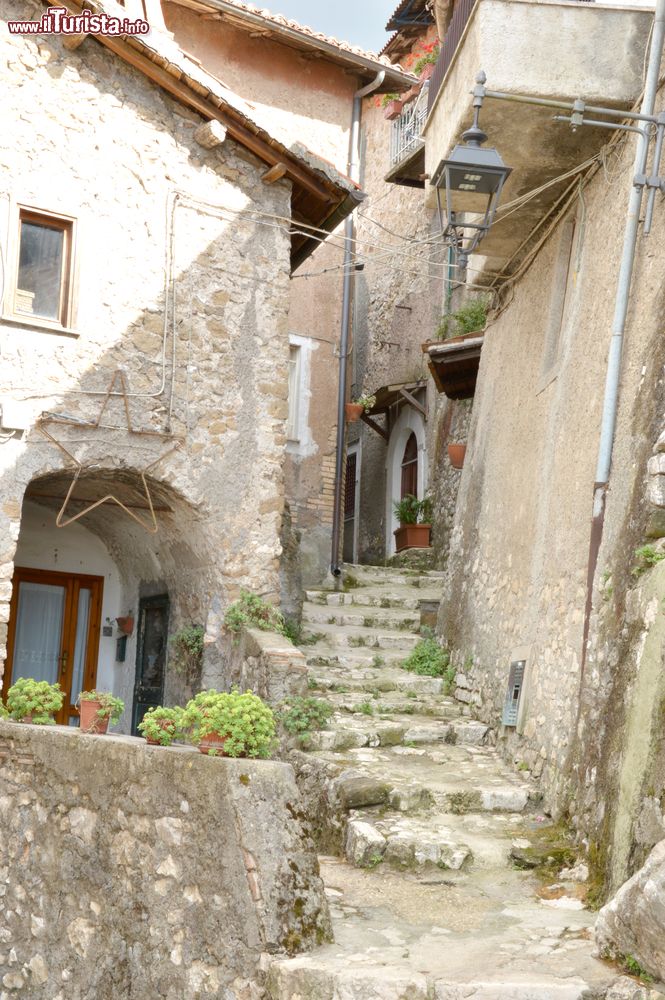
(287, 344), (301, 441)
(16, 218), (65, 321)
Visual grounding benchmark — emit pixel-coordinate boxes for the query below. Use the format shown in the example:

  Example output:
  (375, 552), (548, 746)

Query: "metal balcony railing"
(390, 83), (430, 167)
(428, 0), (477, 113)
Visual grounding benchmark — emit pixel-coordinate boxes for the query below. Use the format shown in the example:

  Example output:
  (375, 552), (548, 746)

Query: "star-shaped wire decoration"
(36, 370), (181, 534)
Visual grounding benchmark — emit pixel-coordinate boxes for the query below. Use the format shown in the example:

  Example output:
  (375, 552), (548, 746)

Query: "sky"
(260, 1), (398, 52)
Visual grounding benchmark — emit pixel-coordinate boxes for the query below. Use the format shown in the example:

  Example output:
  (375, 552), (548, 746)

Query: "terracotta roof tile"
(213, 0), (408, 71)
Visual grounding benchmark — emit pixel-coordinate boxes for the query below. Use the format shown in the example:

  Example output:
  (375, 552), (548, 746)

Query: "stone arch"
(1, 461), (218, 730)
(385, 407), (428, 556)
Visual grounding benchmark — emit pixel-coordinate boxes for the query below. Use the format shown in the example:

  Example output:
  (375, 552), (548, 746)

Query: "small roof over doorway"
(360, 380), (427, 441)
(423, 334), (484, 399)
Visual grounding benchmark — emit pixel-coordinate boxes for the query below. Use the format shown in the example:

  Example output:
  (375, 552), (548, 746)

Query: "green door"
(131, 594), (169, 735)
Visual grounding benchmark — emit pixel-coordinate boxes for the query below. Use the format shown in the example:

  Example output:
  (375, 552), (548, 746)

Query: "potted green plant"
(78, 690), (125, 734)
(138, 706), (182, 747)
(6, 678), (64, 724)
(392, 494), (432, 552)
(182, 689), (276, 758)
(381, 92), (403, 120)
(345, 393), (376, 423)
(436, 296), (488, 342)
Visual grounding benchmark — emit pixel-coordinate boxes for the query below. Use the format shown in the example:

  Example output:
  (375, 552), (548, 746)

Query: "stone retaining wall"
(203, 627), (308, 705)
(0, 721), (330, 998)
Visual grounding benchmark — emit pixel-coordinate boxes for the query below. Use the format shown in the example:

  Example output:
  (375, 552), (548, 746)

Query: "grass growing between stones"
(402, 632), (456, 692)
(510, 822), (578, 881)
(278, 696), (334, 742)
(621, 954), (654, 984)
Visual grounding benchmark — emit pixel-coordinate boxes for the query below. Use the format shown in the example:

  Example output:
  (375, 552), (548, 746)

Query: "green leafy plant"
(353, 393), (377, 413)
(402, 638), (454, 692)
(363, 852), (384, 869)
(6, 678), (64, 724)
(413, 44), (440, 75)
(380, 91), (399, 108)
(224, 591), (287, 636)
(437, 296), (488, 341)
(371, 655), (385, 668)
(632, 544), (665, 577)
(353, 699), (374, 716)
(392, 494), (432, 526)
(169, 624), (204, 683)
(278, 696), (334, 736)
(182, 689), (276, 758)
(138, 706), (182, 747)
(79, 690), (125, 725)
(0, 703), (7, 719)
(621, 954), (653, 983)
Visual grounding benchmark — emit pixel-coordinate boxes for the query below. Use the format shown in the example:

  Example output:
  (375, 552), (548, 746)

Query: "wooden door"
(401, 433), (418, 499)
(4, 568), (103, 724)
(131, 594), (169, 735)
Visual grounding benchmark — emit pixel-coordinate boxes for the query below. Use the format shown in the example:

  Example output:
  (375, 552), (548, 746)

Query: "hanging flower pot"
(448, 443), (467, 469)
(383, 99), (403, 121)
(345, 403), (364, 423)
(116, 615), (134, 635)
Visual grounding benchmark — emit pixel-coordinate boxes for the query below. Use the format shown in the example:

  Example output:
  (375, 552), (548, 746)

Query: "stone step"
(308, 657), (449, 695)
(315, 743), (533, 815)
(305, 589), (442, 610)
(345, 814), (472, 871)
(324, 689), (461, 721)
(302, 623), (421, 652)
(305, 715), (488, 753)
(343, 569), (443, 589)
(302, 602), (420, 631)
(344, 563), (446, 580)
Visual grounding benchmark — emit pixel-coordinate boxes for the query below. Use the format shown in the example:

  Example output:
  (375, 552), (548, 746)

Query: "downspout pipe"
(330, 70), (385, 576)
(579, 0), (665, 684)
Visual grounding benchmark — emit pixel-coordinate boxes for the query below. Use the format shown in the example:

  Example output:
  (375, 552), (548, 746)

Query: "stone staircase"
(267, 564), (622, 1000)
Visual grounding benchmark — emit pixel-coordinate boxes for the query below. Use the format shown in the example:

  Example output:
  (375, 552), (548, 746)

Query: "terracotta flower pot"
(198, 732), (229, 756)
(394, 523), (432, 553)
(345, 403), (364, 423)
(116, 616), (134, 635)
(145, 719), (176, 746)
(448, 444), (466, 469)
(383, 99), (403, 121)
(79, 699), (110, 735)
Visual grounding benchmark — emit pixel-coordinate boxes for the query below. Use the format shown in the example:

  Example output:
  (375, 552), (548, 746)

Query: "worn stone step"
(307, 658), (449, 695)
(345, 814), (472, 870)
(313, 743), (533, 815)
(305, 715), (486, 753)
(343, 570), (442, 589)
(302, 622), (421, 652)
(306, 589), (442, 610)
(324, 689), (461, 721)
(302, 602), (420, 631)
(344, 563), (446, 580)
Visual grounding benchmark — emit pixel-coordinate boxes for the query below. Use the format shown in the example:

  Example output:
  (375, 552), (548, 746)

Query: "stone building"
(0, 0), (359, 731)
(159, 0), (414, 589)
(341, 1), (468, 570)
(420, 0), (665, 891)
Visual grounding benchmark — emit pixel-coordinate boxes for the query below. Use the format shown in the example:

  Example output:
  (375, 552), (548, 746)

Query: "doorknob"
(60, 650), (68, 677)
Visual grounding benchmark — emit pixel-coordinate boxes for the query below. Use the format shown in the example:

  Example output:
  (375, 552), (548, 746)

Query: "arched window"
(401, 432), (418, 499)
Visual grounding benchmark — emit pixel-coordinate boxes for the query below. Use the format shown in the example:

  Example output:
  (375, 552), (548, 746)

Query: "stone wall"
(347, 64), (462, 568)
(0, 1), (293, 707)
(162, 0), (354, 588)
(435, 75), (665, 875)
(203, 627), (308, 705)
(0, 721), (331, 998)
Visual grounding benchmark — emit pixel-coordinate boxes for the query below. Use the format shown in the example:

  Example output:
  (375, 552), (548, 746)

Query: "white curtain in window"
(70, 588), (91, 703)
(12, 582), (65, 684)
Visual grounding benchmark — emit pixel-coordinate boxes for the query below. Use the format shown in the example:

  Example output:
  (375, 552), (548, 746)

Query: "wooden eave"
(424, 334), (484, 399)
(56, 1), (364, 267)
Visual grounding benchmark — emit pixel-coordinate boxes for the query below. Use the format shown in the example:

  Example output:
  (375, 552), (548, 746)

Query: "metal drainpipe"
(330, 70), (386, 577)
(578, 0), (665, 687)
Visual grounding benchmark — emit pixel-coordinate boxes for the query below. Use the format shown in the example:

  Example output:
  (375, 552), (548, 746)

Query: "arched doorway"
(2, 467), (212, 731)
(401, 433), (418, 500)
(385, 408), (427, 556)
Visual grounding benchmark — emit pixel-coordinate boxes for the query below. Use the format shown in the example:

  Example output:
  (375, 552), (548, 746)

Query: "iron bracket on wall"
(360, 413), (389, 441)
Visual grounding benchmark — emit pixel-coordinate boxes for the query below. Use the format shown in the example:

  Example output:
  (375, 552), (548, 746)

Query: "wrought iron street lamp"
(431, 72), (511, 266)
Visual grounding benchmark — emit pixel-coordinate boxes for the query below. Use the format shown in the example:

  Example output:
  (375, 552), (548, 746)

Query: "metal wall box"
(502, 658), (525, 727)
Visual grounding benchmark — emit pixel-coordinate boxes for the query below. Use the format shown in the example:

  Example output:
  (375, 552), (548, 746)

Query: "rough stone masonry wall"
(0, 721), (330, 999)
(0, 0), (292, 690)
(350, 91), (461, 566)
(437, 78), (665, 850)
